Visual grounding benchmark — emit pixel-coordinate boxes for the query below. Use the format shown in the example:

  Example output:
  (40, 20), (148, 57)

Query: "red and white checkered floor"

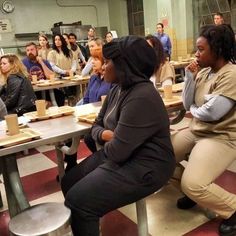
(1, 117), (235, 236)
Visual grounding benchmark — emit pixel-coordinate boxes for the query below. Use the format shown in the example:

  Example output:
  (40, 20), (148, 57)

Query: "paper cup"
(69, 71), (74, 78)
(163, 85), (173, 100)
(178, 56), (183, 62)
(35, 100), (46, 117)
(49, 73), (55, 82)
(4, 114), (19, 135)
(32, 75), (38, 83)
(101, 95), (107, 105)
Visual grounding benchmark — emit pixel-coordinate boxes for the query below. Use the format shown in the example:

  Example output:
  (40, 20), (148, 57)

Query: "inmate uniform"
(171, 63), (236, 218)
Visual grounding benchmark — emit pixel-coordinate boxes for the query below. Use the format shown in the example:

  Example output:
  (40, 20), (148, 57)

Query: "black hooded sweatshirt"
(91, 36), (175, 175)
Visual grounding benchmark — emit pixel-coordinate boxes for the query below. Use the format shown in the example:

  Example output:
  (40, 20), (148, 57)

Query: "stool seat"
(9, 202), (71, 236)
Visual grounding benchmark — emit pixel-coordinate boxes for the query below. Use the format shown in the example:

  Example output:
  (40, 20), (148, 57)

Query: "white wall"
(107, 0), (129, 37)
(0, 0), (110, 47)
(143, 0), (158, 35)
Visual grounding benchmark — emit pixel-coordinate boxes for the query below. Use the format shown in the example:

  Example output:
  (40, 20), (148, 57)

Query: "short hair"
(214, 12), (223, 18)
(88, 27), (95, 32)
(69, 33), (77, 39)
(199, 24), (236, 64)
(105, 31), (113, 37)
(145, 35), (165, 72)
(25, 42), (37, 48)
(157, 23), (164, 28)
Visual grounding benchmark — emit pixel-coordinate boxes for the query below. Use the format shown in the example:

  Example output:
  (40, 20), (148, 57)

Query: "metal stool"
(136, 198), (148, 236)
(9, 202), (71, 236)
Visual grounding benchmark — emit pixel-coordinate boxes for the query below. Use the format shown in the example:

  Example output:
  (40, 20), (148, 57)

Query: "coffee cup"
(163, 85), (173, 100)
(69, 71), (74, 78)
(35, 100), (46, 117)
(32, 75), (38, 83)
(49, 73), (55, 82)
(101, 95), (107, 105)
(4, 114), (19, 135)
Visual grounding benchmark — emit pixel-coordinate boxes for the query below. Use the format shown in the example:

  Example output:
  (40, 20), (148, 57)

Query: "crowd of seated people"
(0, 22), (235, 236)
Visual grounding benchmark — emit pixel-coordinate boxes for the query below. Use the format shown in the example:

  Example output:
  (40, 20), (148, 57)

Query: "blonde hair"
(0, 54), (28, 82)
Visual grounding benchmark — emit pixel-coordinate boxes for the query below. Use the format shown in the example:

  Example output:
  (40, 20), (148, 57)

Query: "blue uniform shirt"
(153, 32), (172, 57)
(83, 74), (113, 104)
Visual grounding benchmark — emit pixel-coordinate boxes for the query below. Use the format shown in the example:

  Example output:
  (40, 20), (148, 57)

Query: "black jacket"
(0, 73), (36, 116)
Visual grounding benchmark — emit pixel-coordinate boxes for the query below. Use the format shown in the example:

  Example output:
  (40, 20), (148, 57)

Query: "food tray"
(23, 106), (75, 121)
(162, 96), (182, 107)
(0, 128), (41, 148)
(78, 113), (97, 124)
(36, 81), (64, 87)
(158, 82), (184, 93)
(71, 75), (89, 81)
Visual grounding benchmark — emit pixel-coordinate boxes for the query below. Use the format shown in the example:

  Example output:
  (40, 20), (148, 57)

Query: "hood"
(103, 35), (157, 90)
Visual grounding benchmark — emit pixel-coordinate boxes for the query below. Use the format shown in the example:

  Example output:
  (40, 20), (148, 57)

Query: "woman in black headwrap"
(61, 36), (175, 236)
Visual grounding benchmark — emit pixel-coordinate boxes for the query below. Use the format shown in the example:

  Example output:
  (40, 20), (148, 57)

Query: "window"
(127, 0), (144, 36)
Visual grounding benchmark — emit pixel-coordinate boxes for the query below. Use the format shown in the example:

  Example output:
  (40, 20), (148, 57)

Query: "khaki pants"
(171, 128), (236, 218)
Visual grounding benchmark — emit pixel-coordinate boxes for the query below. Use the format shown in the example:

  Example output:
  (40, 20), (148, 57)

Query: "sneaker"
(177, 195), (197, 209)
(219, 212), (236, 236)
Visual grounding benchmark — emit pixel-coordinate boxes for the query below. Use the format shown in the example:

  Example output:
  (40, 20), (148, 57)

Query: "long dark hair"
(199, 24), (236, 64)
(52, 34), (71, 58)
(145, 35), (166, 73)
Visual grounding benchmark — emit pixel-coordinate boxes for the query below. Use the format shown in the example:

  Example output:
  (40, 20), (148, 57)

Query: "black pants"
(64, 140), (77, 172)
(84, 133), (97, 153)
(61, 149), (175, 236)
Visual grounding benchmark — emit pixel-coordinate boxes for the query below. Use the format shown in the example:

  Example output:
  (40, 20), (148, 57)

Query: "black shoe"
(177, 195), (197, 209)
(219, 212), (236, 236)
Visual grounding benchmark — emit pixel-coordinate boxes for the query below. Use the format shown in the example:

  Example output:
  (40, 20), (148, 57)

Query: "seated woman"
(81, 38), (103, 77)
(64, 48), (113, 175)
(83, 48), (112, 104)
(63, 33), (86, 69)
(48, 34), (77, 98)
(0, 54), (36, 116)
(38, 34), (51, 60)
(171, 24), (236, 236)
(61, 36), (175, 236)
(47, 34), (77, 78)
(146, 35), (175, 88)
(104, 31), (113, 44)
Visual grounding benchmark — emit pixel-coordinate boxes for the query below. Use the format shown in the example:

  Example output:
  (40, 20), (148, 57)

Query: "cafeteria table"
(0, 103), (100, 217)
(33, 78), (89, 106)
(0, 98), (185, 218)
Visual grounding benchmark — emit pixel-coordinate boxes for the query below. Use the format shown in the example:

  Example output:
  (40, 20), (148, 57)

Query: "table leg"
(76, 85), (81, 100)
(55, 136), (81, 181)
(0, 191), (3, 208)
(0, 154), (30, 217)
(180, 68), (185, 80)
(41, 90), (46, 100)
(55, 145), (65, 183)
(49, 89), (58, 106)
